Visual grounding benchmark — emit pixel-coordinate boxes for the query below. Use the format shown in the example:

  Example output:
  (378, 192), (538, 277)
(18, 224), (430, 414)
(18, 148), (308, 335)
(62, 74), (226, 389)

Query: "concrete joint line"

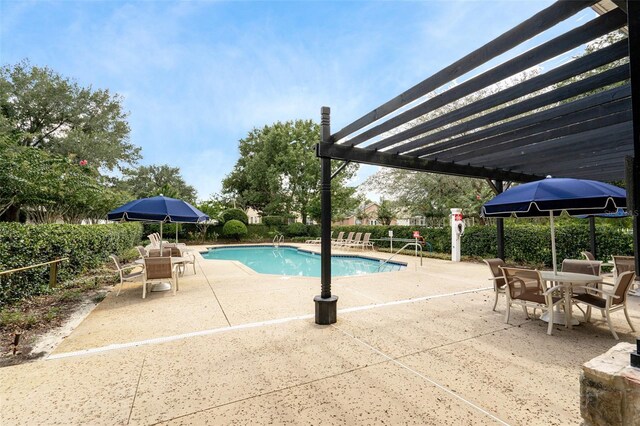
(332, 324), (511, 426)
(47, 287), (491, 361)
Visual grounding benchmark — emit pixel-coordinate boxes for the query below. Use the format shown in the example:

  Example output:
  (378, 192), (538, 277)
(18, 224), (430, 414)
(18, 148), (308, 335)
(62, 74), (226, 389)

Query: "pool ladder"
(273, 234), (284, 247)
(377, 242), (422, 271)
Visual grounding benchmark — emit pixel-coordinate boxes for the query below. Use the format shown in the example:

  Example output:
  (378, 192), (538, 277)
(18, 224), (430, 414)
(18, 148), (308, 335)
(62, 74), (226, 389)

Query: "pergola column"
(314, 106), (338, 324)
(628, 0), (640, 275)
(494, 180), (505, 260)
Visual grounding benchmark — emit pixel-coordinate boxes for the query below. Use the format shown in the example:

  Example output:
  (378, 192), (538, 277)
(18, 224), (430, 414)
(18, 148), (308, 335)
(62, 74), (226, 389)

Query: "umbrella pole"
(550, 211), (557, 274)
(176, 223), (179, 243)
(160, 222), (163, 252)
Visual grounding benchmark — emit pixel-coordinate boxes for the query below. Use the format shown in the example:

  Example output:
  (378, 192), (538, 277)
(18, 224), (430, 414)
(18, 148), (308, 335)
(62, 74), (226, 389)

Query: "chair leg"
(585, 306), (592, 322)
(604, 310), (619, 340)
(547, 305), (554, 336)
(624, 305), (635, 331)
(504, 303), (511, 324)
(142, 278), (147, 299)
(521, 305), (529, 319)
(116, 279), (124, 297)
(492, 291), (499, 311)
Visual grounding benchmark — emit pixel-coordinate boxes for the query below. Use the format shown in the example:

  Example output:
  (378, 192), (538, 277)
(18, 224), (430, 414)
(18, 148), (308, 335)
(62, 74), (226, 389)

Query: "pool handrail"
(377, 243), (422, 271)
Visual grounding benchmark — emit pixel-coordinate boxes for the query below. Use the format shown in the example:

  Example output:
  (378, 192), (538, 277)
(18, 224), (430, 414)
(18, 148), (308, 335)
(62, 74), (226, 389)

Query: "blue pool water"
(201, 245), (405, 277)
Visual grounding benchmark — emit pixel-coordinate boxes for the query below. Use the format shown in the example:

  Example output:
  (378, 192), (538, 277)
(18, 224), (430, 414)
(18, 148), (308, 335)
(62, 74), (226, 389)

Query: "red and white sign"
(453, 213), (463, 221)
(413, 231), (420, 238)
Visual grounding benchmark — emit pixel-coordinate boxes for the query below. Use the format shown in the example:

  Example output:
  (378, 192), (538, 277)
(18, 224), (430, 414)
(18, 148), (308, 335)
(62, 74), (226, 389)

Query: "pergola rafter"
(313, 0), (639, 325)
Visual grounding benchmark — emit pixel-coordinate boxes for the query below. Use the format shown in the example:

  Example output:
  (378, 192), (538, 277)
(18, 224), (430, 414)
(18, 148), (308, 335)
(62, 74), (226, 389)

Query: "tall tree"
(376, 199), (397, 225)
(223, 120), (359, 223)
(0, 60), (140, 170)
(119, 164), (197, 203)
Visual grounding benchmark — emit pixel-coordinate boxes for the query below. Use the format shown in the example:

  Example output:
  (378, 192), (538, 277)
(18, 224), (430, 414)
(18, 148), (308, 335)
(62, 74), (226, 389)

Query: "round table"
(539, 271), (602, 328)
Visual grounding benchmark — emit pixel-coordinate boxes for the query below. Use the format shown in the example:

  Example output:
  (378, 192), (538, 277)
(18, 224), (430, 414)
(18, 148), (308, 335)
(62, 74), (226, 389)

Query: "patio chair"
(343, 232), (362, 250)
(136, 246), (148, 258)
(360, 233), (374, 250)
(142, 256), (179, 298)
(148, 248), (172, 257)
(483, 258), (506, 311)
(110, 255), (143, 297)
(581, 251), (596, 261)
(331, 231), (344, 245)
(305, 231), (332, 244)
(500, 266), (564, 335)
(612, 256), (635, 278)
(334, 232), (354, 247)
(571, 271), (636, 340)
(169, 246), (196, 275)
(561, 259), (601, 280)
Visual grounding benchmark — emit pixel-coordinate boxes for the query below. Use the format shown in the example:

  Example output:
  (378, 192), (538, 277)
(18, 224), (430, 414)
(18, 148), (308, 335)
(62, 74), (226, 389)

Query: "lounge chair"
(333, 232), (353, 247)
(571, 271), (636, 340)
(331, 231), (344, 245)
(343, 232), (362, 250)
(500, 266), (564, 336)
(142, 257), (179, 298)
(359, 233), (374, 251)
(483, 258), (506, 311)
(305, 231), (332, 244)
(110, 255), (143, 297)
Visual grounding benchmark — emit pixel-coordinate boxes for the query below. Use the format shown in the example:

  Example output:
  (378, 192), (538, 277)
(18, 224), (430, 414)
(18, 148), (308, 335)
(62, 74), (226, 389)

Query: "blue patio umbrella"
(108, 195), (209, 250)
(482, 177), (626, 273)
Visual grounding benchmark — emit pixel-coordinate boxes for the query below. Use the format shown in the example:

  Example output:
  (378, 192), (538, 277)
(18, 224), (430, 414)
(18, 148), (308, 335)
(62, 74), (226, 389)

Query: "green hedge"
(0, 222), (142, 306)
(333, 223), (633, 267)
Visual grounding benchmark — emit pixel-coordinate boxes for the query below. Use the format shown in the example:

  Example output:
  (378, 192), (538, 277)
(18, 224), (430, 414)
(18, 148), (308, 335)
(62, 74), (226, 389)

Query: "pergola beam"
(317, 142), (541, 182)
(375, 39), (628, 154)
(332, 0), (599, 142)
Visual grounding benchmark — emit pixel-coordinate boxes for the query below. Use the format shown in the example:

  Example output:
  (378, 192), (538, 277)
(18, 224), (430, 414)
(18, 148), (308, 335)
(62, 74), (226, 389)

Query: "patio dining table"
(539, 270), (603, 330)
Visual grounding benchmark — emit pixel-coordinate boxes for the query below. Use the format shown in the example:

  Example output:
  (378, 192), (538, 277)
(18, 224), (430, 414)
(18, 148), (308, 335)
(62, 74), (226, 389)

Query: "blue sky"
(1, 1), (596, 200)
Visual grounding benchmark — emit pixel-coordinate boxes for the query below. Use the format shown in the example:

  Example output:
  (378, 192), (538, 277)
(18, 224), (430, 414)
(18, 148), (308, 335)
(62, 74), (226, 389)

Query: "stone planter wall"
(580, 343), (640, 426)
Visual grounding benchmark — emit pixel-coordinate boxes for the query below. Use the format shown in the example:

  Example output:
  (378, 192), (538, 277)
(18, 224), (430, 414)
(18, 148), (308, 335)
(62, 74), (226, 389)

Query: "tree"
(119, 164), (197, 203)
(0, 60), (140, 171)
(364, 169), (492, 219)
(0, 140), (130, 223)
(376, 199), (397, 225)
(223, 120), (359, 223)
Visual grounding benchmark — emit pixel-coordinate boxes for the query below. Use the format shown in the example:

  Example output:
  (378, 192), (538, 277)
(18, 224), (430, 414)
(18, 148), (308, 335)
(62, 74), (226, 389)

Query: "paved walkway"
(1, 245), (638, 425)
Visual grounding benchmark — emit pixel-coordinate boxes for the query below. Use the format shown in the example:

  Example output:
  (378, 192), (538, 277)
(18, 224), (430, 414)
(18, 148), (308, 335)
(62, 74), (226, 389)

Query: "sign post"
(388, 230), (394, 252)
(450, 208), (465, 262)
(413, 230), (420, 257)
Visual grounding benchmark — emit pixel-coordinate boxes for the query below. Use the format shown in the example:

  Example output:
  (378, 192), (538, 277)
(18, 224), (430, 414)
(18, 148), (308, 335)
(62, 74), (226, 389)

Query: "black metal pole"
(495, 180), (505, 260)
(589, 216), (597, 259)
(629, 0), (640, 277)
(629, 0), (640, 369)
(314, 106), (338, 324)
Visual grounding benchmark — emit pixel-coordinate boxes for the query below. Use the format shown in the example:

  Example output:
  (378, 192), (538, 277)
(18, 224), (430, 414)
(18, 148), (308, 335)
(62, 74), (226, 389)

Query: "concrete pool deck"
(1, 244), (639, 425)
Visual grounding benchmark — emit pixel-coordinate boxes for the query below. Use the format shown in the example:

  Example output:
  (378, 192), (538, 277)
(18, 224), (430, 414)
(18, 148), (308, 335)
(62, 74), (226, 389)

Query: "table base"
(151, 282), (172, 292)
(541, 308), (580, 326)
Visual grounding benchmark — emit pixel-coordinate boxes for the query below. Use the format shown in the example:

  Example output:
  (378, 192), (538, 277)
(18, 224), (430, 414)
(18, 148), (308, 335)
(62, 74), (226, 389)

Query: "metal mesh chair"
(148, 248), (171, 257)
(500, 266), (564, 335)
(483, 258), (506, 311)
(142, 257), (178, 298)
(110, 255), (143, 297)
(571, 271), (636, 340)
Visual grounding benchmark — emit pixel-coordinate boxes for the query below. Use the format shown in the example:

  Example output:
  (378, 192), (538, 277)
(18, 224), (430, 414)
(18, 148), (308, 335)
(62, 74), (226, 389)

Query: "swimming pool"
(201, 245), (406, 277)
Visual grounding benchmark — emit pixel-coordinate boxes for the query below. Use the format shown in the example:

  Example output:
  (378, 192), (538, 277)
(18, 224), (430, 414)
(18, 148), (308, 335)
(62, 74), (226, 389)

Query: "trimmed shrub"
(222, 220), (247, 241)
(285, 222), (307, 237)
(332, 222), (633, 268)
(221, 208), (248, 225)
(263, 216), (285, 227)
(0, 222), (142, 306)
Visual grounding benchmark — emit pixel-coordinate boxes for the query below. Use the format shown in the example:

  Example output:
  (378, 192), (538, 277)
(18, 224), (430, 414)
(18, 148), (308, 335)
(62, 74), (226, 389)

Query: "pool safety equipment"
(451, 208), (465, 262)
